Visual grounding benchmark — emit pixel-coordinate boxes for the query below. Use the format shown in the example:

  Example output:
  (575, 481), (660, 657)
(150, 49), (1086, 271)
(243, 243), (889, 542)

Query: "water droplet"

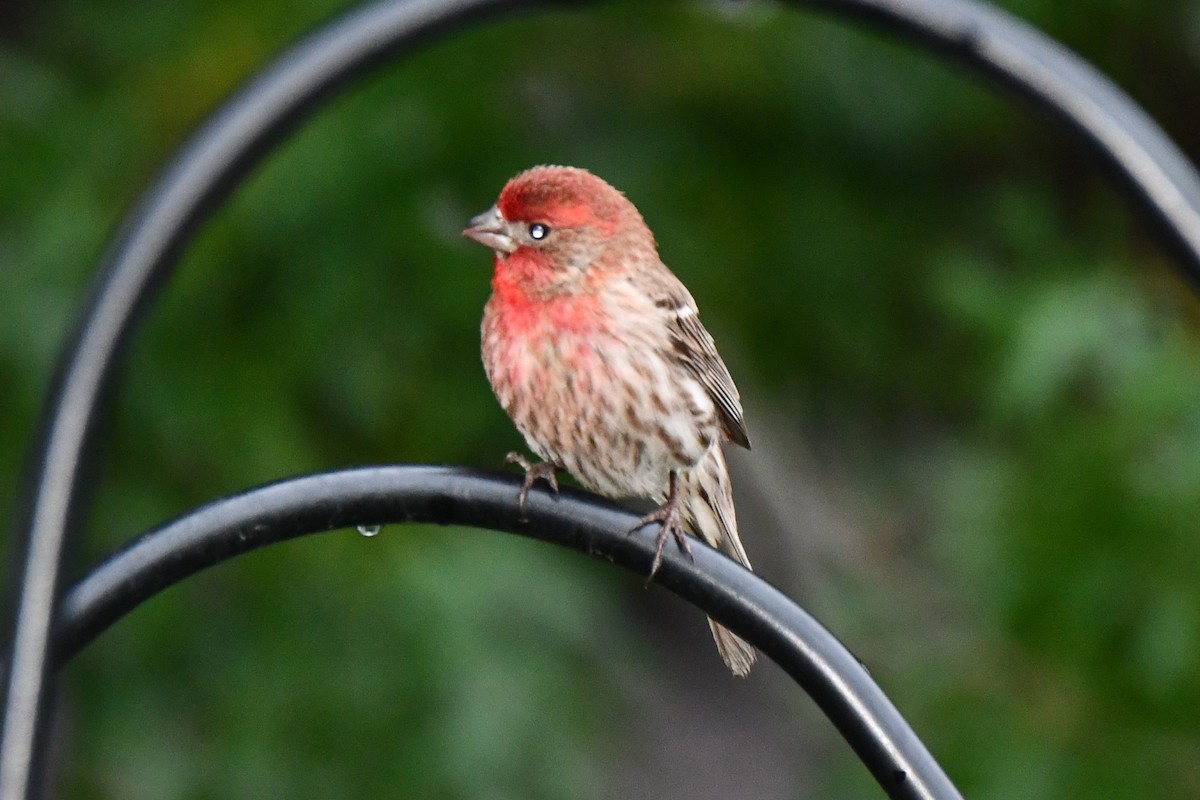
(357, 524), (382, 538)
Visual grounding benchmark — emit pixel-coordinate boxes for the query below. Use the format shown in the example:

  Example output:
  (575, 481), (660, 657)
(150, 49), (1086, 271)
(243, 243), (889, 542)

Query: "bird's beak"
(463, 205), (517, 254)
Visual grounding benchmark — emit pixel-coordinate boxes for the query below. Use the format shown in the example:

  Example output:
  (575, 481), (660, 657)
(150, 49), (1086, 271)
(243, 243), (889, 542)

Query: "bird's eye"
(528, 223), (550, 241)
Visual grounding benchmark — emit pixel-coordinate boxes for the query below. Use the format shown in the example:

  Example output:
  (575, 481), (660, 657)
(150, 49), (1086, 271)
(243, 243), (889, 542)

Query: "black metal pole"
(7, 0), (1200, 798)
(52, 465), (963, 800)
(799, 0), (1200, 287)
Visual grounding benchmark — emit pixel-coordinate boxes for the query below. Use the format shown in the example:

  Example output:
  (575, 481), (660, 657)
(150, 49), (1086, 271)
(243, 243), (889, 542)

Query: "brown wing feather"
(650, 274), (751, 450)
(672, 312), (751, 449)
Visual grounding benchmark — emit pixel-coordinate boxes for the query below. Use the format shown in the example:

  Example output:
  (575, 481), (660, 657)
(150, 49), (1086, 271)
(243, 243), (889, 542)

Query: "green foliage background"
(3, 0), (1200, 797)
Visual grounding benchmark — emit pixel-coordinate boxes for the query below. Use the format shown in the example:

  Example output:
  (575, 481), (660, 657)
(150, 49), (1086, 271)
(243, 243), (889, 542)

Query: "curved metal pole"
(801, 0), (1200, 285)
(0, 1), (569, 796)
(52, 465), (962, 800)
(7, 0), (1200, 797)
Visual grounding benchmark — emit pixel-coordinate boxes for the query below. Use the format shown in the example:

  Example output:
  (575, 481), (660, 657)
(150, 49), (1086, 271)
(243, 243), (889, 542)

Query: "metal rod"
(7, 0), (1200, 797)
(53, 465), (963, 800)
(802, 0), (1200, 285)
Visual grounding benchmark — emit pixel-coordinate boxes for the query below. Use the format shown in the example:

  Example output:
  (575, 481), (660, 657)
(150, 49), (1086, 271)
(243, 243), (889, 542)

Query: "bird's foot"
(505, 452), (560, 514)
(630, 486), (692, 581)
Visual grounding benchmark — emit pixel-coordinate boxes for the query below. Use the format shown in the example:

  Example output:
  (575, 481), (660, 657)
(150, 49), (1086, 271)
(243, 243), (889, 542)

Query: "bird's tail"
(680, 446), (757, 677)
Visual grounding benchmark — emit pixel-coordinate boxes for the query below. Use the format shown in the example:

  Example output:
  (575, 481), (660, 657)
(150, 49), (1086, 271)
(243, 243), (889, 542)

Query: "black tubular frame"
(5, 0), (1200, 798)
(53, 466), (959, 798)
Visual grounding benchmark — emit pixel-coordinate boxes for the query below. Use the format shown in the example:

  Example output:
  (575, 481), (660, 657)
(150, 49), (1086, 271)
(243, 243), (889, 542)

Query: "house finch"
(463, 165), (756, 677)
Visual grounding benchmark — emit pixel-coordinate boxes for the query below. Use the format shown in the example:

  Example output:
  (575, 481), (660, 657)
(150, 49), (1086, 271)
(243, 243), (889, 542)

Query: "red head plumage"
(497, 165), (639, 233)
(463, 166), (657, 299)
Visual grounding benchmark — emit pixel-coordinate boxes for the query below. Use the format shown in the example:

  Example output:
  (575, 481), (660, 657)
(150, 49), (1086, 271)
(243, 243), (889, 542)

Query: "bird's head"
(463, 166), (655, 293)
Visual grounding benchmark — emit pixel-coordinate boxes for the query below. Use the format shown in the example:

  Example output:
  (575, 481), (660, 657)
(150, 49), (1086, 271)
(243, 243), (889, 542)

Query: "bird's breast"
(482, 289), (717, 500)
(482, 290), (608, 403)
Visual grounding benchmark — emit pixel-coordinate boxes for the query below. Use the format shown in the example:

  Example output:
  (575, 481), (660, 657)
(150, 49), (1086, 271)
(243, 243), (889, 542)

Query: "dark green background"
(2, 0), (1200, 797)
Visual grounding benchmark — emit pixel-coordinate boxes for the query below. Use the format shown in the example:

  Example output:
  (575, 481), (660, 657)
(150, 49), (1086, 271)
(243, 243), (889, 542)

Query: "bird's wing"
(652, 274), (751, 450)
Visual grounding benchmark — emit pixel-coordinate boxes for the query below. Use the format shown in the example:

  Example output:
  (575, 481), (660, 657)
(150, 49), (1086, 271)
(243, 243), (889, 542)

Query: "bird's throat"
(489, 259), (605, 342)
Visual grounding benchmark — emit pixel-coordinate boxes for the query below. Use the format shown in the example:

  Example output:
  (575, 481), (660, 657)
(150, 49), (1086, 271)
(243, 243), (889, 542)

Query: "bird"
(463, 165), (756, 676)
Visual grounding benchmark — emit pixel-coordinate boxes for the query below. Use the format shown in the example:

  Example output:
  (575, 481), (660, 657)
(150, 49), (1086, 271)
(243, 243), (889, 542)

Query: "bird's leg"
(505, 452), (560, 513)
(630, 471), (692, 578)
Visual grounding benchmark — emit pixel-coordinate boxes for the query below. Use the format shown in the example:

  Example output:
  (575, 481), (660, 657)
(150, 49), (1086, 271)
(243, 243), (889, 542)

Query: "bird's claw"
(630, 497), (692, 582)
(505, 452), (559, 513)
